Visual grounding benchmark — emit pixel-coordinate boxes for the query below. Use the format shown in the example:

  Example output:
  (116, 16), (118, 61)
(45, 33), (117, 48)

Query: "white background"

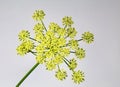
(0, 0), (120, 87)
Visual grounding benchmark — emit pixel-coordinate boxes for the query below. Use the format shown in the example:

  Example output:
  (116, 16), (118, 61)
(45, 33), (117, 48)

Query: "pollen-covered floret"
(62, 16), (73, 27)
(72, 70), (85, 84)
(82, 32), (94, 44)
(67, 27), (77, 38)
(55, 69), (67, 80)
(36, 54), (46, 64)
(32, 10), (45, 21)
(33, 23), (44, 33)
(18, 30), (30, 41)
(49, 22), (60, 32)
(69, 58), (77, 70)
(75, 48), (85, 60)
(46, 60), (56, 71)
(16, 40), (34, 55)
(68, 39), (79, 50)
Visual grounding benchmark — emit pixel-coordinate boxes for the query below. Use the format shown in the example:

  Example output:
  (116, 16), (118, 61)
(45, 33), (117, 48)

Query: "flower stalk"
(16, 63), (39, 87)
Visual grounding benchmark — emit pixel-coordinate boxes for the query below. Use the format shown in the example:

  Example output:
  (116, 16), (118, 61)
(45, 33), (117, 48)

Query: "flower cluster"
(16, 10), (94, 84)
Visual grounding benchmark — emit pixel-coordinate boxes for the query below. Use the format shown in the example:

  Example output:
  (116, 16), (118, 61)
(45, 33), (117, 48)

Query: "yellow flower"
(60, 48), (70, 57)
(67, 27), (77, 38)
(18, 30), (30, 41)
(36, 54), (46, 64)
(82, 32), (94, 44)
(57, 28), (67, 37)
(72, 70), (85, 84)
(16, 10), (94, 84)
(16, 40), (34, 55)
(33, 23), (44, 33)
(34, 32), (44, 41)
(32, 10), (45, 21)
(46, 60), (56, 70)
(69, 58), (77, 70)
(62, 16), (73, 27)
(49, 22), (60, 32)
(53, 54), (63, 64)
(55, 69), (67, 80)
(75, 48), (85, 59)
(68, 39), (79, 50)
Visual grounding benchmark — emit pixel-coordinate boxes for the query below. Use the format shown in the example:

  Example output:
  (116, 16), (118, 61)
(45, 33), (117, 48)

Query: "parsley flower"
(16, 10), (94, 86)
(75, 48), (85, 59)
(33, 23), (44, 33)
(49, 22), (60, 32)
(16, 40), (34, 55)
(68, 39), (79, 50)
(69, 58), (77, 70)
(72, 70), (85, 84)
(82, 32), (94, 44)
(55, 69), (67, 80)
(67, 27), (77, 38)
(62, 16), (73, 27)
(46, 60), (56, 71)
(32, 10), (45, 21)
(18, 30), (30, 41)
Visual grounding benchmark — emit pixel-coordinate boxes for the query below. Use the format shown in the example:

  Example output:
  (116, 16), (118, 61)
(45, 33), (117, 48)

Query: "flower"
(53, 54), (63, 64)
(72, 70), (85, 84)
(68, 39), (79, 50)
(36, 54), (46, 64)
(33, 23), (44, 33)
(16, 40), (34, 55)
(82, 32), (94, 44)
(75, 48), (85, 59)
(32, 10), (45, 21)
(16, 9), (94, 85)
(62, 16), (73, 27)
(69, 58), (77, 70)
(57, 28), (67, 37)
(67, 27), (77, 38)
(46, 60), (56, 70)
(55, 69), (67, 80)
(18, 30), (30, 41)
(49, 22), (60, 32)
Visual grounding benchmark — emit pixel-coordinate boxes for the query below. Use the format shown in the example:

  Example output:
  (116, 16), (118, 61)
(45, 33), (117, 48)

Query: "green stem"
(40, 20), (47, 31)
(16, 63), (39, 87)
(77, 39), (83, 41)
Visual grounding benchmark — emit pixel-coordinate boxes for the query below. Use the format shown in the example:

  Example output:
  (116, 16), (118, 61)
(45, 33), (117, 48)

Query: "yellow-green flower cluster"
(62, 16), (73, 27)
(16, 10), (94, 84)
(32, 10), (45, 21)
(82, 31), (94, 43)
(16, 40), (34, 55)
(72, 70), (85, 84)
(18, 30), (30, 41)
(55, 69), (67, 80)
(75, 48), (85, 60)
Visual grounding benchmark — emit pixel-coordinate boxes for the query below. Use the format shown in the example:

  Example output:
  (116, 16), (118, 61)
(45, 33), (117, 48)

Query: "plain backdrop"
(0, 0), (120, 87)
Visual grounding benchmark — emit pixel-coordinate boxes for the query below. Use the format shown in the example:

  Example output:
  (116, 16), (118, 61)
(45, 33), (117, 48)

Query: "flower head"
(72, 70), (85, 84)
(18, 30), (30, 41)
(49, 22), (60, 32)
(33, 23), (44, 33)
(75, 48), (85, 59)
(67, 27), (77, 38)
(69, 58), (77, 70)
(82, 32), (94, 44)
(62, 16), (73, 27)
(16, 10), (94, 85)
(55, 69), (67, 80)
(46, 60), (56, 71)
(68, 39), (79, 50)
(32, 10), (45, 21)
(16, 40), (34, 55)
